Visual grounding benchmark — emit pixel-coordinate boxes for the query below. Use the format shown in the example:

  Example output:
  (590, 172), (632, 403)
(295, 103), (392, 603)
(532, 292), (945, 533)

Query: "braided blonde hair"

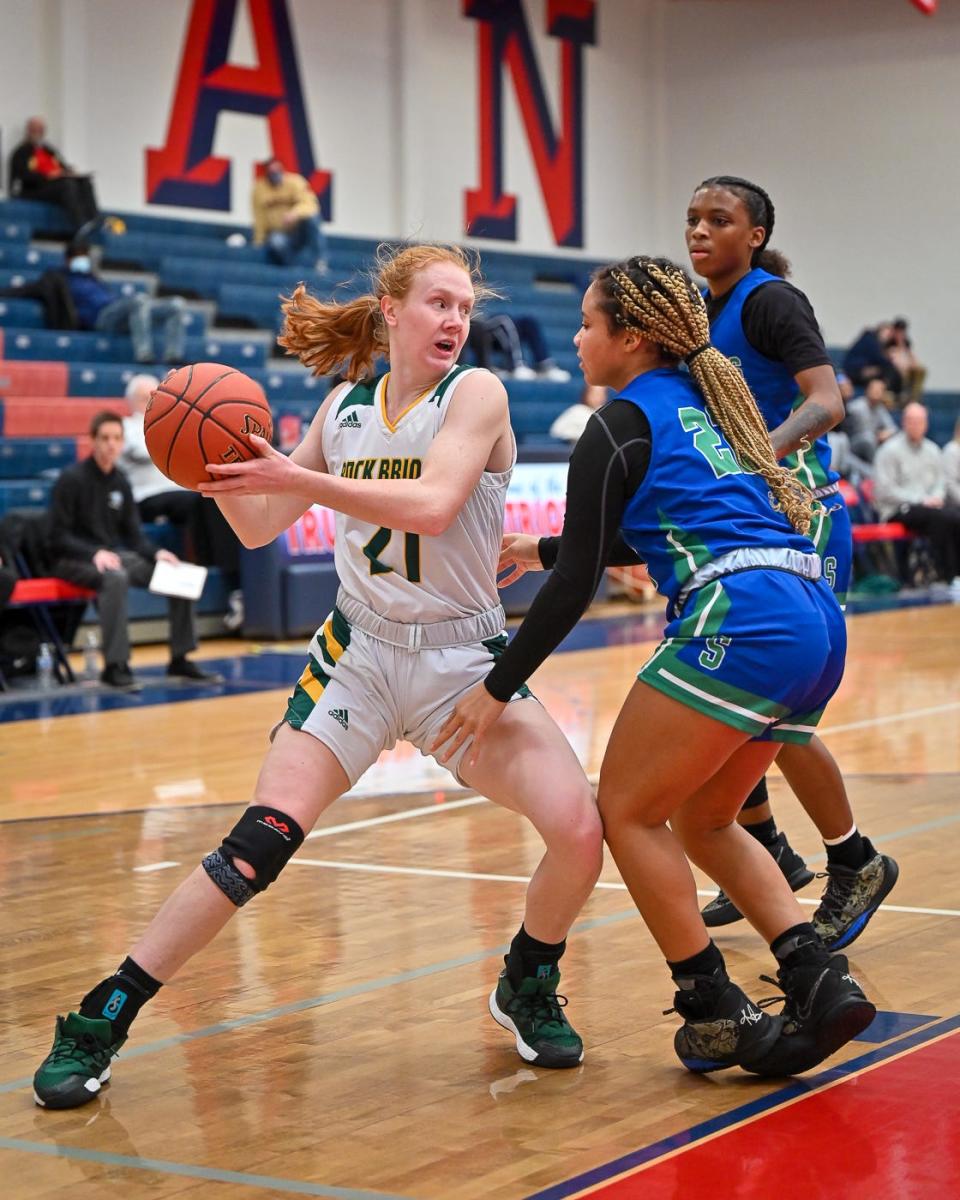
(279, 242), (495, 382)
(594, 256), (814, 534)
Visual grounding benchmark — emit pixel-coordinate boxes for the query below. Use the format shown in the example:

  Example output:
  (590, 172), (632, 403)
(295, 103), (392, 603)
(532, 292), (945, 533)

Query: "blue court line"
(523, 1013), (960, 1200)
(0, 1138), (414, 1199)
(0, 905), (643, 1097)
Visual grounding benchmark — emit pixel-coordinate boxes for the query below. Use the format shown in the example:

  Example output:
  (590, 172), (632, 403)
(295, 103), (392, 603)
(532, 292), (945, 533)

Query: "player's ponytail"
(594, 256), (814, 535)
(280, 288), (385, 382)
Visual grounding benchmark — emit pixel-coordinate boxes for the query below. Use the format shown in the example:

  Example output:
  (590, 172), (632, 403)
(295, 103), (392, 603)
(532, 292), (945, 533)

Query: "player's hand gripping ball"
(145, 363), (273, 490)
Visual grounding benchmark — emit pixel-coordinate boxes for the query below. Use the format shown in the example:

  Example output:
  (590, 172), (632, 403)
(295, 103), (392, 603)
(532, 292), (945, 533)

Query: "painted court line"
(0, 1138), (414, 1200)
(0, 906), (642, 1097)
(523, 1014), (960, 1200)
(289, 859), (960, 918)
(819, 699), (960, 736)
(305, 794), (486, 840)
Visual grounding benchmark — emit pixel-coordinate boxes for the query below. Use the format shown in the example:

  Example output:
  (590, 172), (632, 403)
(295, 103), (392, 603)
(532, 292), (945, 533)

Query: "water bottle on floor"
(36, 643), (55, 690)
(82, 630), (100, 684)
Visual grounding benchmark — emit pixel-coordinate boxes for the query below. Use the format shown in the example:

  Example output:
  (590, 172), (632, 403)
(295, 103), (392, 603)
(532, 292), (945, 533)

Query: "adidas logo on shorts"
(338, 413), (362, 429)
(328, 708), (349, 730)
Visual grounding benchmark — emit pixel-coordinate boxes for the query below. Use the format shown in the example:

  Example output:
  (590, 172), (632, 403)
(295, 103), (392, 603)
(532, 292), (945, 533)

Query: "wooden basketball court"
(1, 601), (958, 1198)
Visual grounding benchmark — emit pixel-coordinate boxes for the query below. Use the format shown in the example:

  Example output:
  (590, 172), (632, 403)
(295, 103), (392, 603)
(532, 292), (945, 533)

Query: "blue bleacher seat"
(0, 221), (31, 244)
(160, 255), (334, 300)
(2, 328), (264, 368)
(0, 479), (54, 514)
(0, 438), (76, 479)
(0, 198), (71, 236)
(0, 299), (46, 329)
(63, 360), (326, 401)
(0, 244), (64, 271)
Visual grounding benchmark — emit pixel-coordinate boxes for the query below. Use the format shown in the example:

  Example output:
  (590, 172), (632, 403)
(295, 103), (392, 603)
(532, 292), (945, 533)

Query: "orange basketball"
(144, 363), (273, 490)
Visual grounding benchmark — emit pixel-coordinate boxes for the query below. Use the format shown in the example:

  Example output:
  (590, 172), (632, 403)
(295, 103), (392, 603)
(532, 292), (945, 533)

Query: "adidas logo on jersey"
(328, 708), (349, 730)
(338, 413), (362, 429)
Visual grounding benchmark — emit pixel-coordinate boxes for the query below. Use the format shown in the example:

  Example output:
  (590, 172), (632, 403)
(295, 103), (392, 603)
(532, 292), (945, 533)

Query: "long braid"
(599, 257), (814, 534)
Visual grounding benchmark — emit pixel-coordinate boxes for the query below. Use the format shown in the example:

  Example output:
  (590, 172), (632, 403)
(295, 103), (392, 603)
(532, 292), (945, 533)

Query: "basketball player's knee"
(201, 805), (305, 907)
(554, 805), (603, 872)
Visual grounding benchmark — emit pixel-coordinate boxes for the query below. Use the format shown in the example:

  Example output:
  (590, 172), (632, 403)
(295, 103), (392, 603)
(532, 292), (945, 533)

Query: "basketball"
(144, 363), (273, 490)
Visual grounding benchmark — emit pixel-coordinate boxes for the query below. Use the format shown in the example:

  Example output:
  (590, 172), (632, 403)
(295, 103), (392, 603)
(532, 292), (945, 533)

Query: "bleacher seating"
(0, 192), (956, 636)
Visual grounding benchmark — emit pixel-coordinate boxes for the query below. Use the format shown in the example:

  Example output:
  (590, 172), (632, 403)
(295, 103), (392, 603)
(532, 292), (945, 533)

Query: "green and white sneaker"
(488, 967), (583, 1068)
(33, 1013), (124, 1109)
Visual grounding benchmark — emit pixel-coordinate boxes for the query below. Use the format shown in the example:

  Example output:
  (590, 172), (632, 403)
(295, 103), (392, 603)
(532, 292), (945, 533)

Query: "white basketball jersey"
(320, 365), (512, 624)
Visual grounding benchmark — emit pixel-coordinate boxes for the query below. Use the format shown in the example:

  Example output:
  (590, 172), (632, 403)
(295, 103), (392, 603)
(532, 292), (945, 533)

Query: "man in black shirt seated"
(48, 411), (220, 688)
(8, 116), (100, 235)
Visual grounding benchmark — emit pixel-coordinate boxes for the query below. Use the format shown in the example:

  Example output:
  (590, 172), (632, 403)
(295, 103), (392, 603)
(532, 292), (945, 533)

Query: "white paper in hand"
(149, 559), (208, 601)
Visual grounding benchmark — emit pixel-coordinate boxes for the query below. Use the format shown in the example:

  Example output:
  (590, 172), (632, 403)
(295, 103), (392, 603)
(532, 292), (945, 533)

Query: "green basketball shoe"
(33, 1013), (125, 1109)
(488, 967), (583, 1068)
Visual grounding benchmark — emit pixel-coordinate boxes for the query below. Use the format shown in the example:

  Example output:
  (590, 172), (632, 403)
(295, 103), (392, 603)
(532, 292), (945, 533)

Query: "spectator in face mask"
(251, 158), (327, 271)
(60, 239), (187, 364)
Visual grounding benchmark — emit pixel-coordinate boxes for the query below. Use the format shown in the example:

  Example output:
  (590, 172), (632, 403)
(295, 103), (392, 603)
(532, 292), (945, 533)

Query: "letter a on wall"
(145, 0), (331, 216)
(464, 0), (595, 247)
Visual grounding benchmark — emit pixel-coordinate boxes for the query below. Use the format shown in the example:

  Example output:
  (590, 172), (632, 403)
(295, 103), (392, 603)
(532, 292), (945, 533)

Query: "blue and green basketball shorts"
(815, 496), (853, 608)
(279, 607), (531, 786)
(638, 570), (847, 744)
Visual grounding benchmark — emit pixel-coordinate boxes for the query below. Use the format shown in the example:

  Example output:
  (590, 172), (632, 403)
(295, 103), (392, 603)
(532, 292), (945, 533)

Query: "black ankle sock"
(825, 829), (868, 871)
(745, 816), (780, 848)
(505, 925), (566, 986)
(668, 941), (725, 988)
(770, 923), (829, 968)
(79, 956), (162, 1039)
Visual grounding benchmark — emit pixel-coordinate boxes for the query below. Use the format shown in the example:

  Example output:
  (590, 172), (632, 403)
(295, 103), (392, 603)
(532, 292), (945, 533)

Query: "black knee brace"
(202, 805), (305, 907)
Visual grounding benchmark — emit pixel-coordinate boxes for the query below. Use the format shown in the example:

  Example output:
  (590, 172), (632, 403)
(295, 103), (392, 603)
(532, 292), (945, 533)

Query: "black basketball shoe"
(701, 832), (814, 927)
(669, 968), (782, 1073)
(812, 840), (900, 950)
(746, 951), (876, 1077)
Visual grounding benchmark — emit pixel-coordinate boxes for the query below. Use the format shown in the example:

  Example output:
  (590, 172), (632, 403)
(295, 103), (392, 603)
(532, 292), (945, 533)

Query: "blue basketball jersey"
(617, 368), (816, 614)
(707, 268), (837, 491)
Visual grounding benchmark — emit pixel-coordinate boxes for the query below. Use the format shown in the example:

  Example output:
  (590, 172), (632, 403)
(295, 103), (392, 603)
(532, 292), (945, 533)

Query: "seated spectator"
(8, 116), (100, 235)
(252, 158), (327, 270)
(0, 532), (24, 682)
(827, 429), (872, 487)
(465, 313), (570, 382)
(121, 375), (244, 631)
(944, 414), (960, 507)
(874, 402), (960, 592)
(884, 317), (926, 405)
(48, 411), (220, 688)
(841, 378), (897, 463)
(843, 322), (902, 396)
(0, 268), (78, 329)
(549, 384), (608, 444)
(0, 548), (15, 614)
(61, 239), (187, 363)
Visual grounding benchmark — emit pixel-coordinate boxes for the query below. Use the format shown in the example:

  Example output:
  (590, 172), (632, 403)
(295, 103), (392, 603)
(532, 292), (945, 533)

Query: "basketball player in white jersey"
(33, 244), (602, 1111)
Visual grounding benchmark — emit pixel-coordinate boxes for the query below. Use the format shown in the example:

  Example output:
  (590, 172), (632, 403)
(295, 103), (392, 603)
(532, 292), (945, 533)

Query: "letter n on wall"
(145, 0), (332, 216)
(464, 0), (595, 247)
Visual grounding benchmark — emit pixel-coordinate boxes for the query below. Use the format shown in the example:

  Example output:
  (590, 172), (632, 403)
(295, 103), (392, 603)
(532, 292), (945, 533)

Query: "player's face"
(393, 262), (475, 376)
(685, 187), (765, 282)
(574, 284), (632, 389)
(92, 421), (124, 472)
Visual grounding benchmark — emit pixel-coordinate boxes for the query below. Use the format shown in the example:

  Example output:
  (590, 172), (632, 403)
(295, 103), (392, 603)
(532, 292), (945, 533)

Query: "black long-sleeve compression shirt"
(485, 399), (652, 702)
